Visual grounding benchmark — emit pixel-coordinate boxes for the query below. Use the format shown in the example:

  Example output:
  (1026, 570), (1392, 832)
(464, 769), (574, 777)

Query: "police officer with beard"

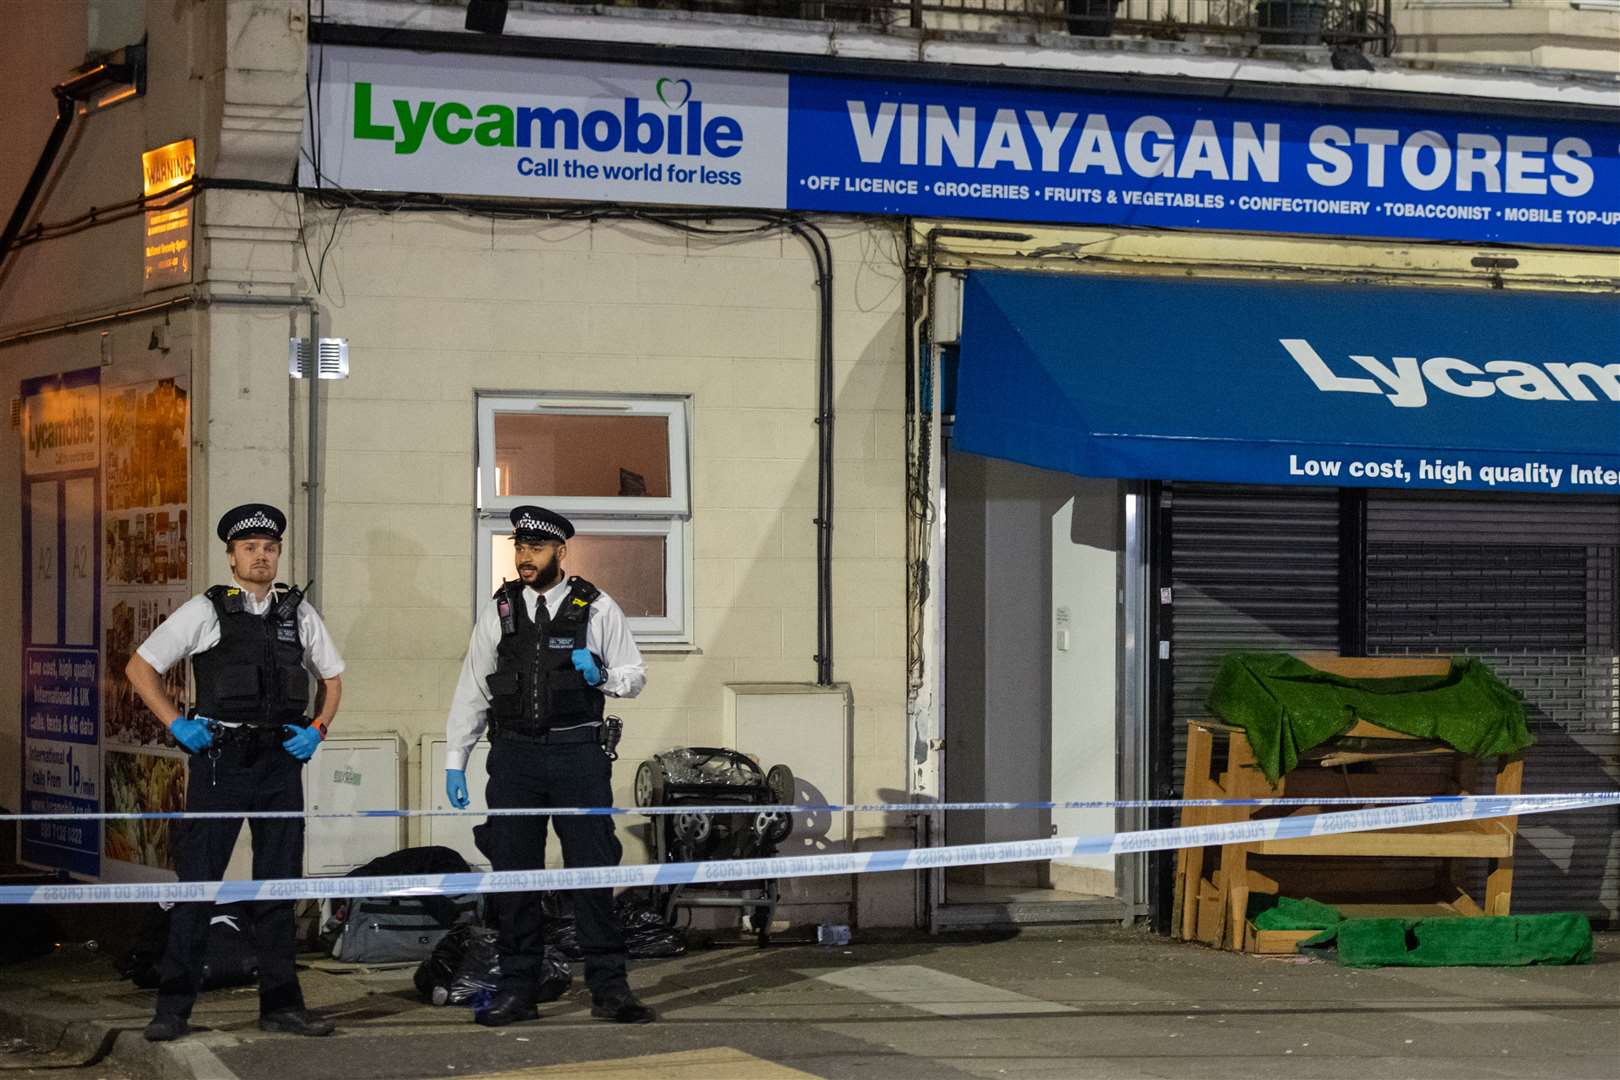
(443, 505), (652, 1027)
(125, 504), (344, 1042)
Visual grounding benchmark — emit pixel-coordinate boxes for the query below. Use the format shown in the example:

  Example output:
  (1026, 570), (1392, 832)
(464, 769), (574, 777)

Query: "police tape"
(5, 792), (1618, 823)
(3, 792), (1613, 906)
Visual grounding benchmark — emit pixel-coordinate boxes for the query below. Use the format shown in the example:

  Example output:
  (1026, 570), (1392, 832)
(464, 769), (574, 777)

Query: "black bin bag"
(414, 923), (571, 1007)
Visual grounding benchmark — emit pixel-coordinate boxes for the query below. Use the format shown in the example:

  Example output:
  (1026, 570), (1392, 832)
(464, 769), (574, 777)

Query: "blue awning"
(953, 271), (1620, 494)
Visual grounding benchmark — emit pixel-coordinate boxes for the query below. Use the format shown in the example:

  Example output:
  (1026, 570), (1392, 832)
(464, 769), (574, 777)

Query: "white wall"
(946, 458), (1123, 895)
(1395, 5), (1620, 74)
(1049, 484), (1119, 890)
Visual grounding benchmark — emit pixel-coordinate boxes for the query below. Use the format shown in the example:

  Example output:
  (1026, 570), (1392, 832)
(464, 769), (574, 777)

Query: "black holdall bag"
(324, 846), (481, 964)
(119, 903), (260, 991)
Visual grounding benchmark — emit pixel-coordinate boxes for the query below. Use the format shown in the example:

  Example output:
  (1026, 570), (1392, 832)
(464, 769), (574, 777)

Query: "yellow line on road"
(469, 1046), (824, 1079)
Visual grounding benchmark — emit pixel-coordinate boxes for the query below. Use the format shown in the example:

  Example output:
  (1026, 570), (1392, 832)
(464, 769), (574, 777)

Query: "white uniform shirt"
(444, 576), (645, 771)
(136, 581), (346, 689)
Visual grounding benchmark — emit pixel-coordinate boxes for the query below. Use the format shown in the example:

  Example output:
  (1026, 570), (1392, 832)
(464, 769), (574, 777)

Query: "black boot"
(143, 1014), (191, 1042)
(475, 990), (539, 1027)
(259, 1009), (336, 1037)
(590, 993), (656, 1024)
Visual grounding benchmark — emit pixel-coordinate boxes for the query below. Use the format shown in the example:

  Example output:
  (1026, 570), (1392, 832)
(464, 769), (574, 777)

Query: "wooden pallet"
(1172, 654), (1524, 953)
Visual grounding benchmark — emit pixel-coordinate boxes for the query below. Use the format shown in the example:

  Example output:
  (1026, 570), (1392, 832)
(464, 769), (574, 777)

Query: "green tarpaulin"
(1303, 912), (1593, 968)
(1252, 896), (1342, 932)
(1206, 652), (1532, 784)
(1253, 898), (1592, 968)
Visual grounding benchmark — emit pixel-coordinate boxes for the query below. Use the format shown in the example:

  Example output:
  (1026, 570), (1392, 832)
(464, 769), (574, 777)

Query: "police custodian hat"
(217, 503), (287, 543)
(510, 505), (574, 543)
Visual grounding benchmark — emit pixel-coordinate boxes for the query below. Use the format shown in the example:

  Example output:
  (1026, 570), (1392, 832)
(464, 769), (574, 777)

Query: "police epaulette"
(206, 584), (246, 614)
(566, 576), (601, 607)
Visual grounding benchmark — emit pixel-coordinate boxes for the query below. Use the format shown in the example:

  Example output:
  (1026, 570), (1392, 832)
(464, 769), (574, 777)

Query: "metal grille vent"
(288, 337), (350, 380)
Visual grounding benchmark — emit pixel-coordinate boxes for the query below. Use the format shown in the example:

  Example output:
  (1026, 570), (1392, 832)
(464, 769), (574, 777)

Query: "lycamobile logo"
(352, 81), (744, 157)
(1283, 338), (1620, 407)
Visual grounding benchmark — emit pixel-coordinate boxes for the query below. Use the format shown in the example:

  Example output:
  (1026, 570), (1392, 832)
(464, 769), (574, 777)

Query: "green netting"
(1206, 652), (1532, 784)
(1301, 913), (1592, 968)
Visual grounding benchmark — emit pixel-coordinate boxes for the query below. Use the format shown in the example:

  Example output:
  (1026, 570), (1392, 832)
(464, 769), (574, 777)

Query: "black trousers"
(155, 741), (305, 1019)
(484, 737), (629, 1002)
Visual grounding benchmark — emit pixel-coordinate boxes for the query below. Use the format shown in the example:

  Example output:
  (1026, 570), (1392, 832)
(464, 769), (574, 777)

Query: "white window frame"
(476, 514), (693, 644)
(476, 393), (690, 518)
(474, 392), (694, 646)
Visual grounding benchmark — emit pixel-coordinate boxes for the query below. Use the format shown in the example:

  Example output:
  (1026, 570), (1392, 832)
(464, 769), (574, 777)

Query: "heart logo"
(655, 77), (692, 111)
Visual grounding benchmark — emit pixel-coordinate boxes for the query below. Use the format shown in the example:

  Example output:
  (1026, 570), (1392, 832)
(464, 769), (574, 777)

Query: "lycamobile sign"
(350, 80), (745, 160)
(308, 49), (788, 207)
(304, 46), (1620, 247)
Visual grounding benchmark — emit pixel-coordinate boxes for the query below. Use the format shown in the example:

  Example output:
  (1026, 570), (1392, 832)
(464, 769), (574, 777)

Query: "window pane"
(492, 413), (670, 499)
(489, 532), (667, 618)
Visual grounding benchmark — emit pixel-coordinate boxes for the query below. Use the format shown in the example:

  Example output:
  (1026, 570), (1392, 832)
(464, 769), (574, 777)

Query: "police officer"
(443, 505), (653, 1026)
(125, 504), (344, 1042)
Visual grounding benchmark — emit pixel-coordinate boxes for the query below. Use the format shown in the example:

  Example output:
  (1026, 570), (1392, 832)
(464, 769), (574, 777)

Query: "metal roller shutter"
(1165, 485), (1341, 791)
(1366, 492), (1620, 925)
(1165, 486), (1619, 927)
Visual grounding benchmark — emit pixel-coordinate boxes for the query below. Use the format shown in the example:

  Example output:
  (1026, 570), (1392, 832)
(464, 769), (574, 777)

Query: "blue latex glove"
(282, 723), (324, 762)
(571, 648), (604, 686)
(446, 769), (470, 809)
(169, 715), (214, 754)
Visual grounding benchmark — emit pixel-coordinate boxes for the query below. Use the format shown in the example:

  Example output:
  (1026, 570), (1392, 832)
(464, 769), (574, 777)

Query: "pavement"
(0, 927), (1616, 1080)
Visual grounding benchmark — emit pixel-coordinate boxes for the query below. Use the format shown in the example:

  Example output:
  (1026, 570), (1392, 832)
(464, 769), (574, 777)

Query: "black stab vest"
(191, 584), (312, 728)
(486, 576), (605, 738)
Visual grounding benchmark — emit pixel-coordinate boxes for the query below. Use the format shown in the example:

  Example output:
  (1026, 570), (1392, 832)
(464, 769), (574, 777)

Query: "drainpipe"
(306, 304), (321, 606)
(785, 221), (836, 687)
(202, 292), (322, 604)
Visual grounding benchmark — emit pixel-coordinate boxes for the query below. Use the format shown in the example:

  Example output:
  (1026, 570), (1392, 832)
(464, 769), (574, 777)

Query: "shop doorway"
(935, 452), (1149, 926)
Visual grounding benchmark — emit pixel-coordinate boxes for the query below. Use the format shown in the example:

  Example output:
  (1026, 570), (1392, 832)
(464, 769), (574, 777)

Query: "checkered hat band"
(228, 512), (280, 538)
(515, 517), (566, 539)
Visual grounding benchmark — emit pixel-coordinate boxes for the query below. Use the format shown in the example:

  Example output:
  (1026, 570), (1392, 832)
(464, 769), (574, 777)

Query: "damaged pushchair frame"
(634, 747), (795, 946)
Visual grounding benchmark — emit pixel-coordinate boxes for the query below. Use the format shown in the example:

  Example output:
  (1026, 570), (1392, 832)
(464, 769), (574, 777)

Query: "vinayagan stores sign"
(303, 45), (1620, 248)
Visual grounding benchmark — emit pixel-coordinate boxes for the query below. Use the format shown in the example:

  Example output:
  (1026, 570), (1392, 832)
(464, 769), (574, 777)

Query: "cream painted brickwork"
(1395, 5), (1620, 75)
(247, 209), (913, 885)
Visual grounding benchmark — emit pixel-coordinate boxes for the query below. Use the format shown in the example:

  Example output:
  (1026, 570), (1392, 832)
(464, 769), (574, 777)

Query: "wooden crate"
(1172, 654), (1524, 954)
